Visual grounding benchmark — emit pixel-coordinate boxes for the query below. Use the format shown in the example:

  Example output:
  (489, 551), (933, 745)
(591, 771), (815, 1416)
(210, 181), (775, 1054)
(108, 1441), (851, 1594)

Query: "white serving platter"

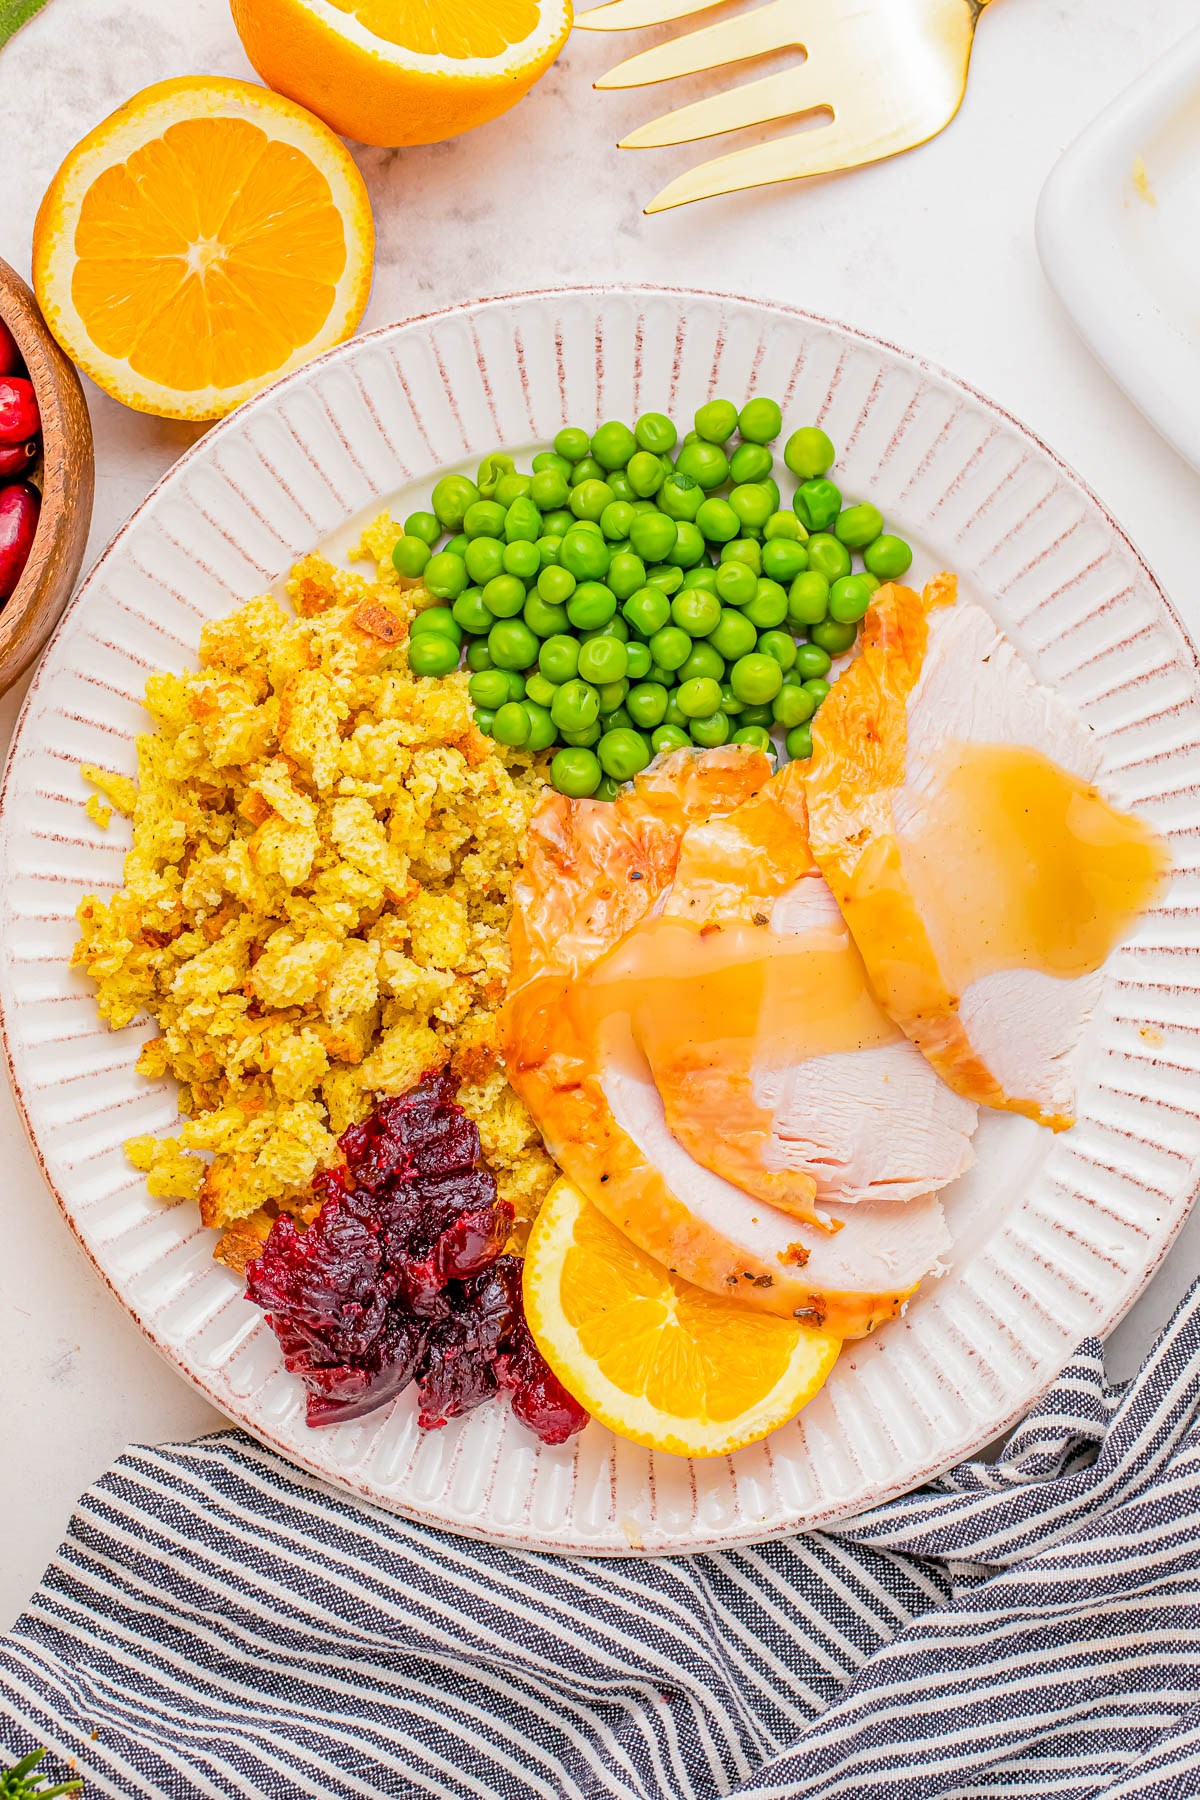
(2, 286), (1199, 1555)
(1037, 25), (1200, 472)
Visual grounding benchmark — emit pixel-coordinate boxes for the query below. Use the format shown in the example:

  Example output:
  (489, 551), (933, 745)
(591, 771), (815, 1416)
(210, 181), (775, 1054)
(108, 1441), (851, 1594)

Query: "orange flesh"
(806, 577), (1169, 1127)
(72, 118), (347, 391)
(327, 0), (541, 55)
(502, 748), (917, 1337)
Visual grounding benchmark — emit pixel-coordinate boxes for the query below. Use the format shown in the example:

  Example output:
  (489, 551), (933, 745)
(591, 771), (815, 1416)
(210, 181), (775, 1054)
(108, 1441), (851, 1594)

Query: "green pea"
(729, 442), (773, 485)
(590, 422), (637, 471)
(550, 679), (601, 733)
(600, 704), (632, 733)
(729, 482), (775, 532)
(522, 702), (557, 752)
(671, 589), (721, 638)
(738, 702), (775, 728)
(552, 746), (602, 797)
(787, 571), (830, 629)
(634, 412), (677, 455)
(502, 497), (539, 544)
(465, 642), (493, 672)
(541, 509), (574, 538)
(835, 503), (884, 549)
(784, 427), (835, 479)
(431, 474), (480, 531)
(570, 456), (605, 486)
(715, 561), (758, 609)
(407, 632), (460, 678)
(786, 723), (814, 761)
(659, 473), (703, 521)
(677, 675), (722, 719)
(694, 398), (739, 444)
(422, 551), (467, 601)
(728, 653), (782, 706)
(584, 616), (629, 643)
(764, 510), (806, 543)
(490, 701), (531, 747)
(739, 725), (780, 754)
(494, 473), (532, 509)
(474, 708), (496, 737)
(410, 606), (461, 640)
(504, 671), (527, 700)
(674, 440), (729, 490)
(648, 625), (692, 672)
(452, 589), (493, 637)
(599, 501), (635, 543)
(810, 618), (858, 656)
(718, 681), (744, 716)
(682, 646), (725, 688)
(712, 609), (757, 661)
(795, 643), (832, 680)
(568, 582), (617, 631)
(464, 536), (504, 585)
(802, 677), (831, 708)
(480, 574), (524, 619)
(794, 478), (842, 533)
(690, 710), (730, 748)
(578, 637), (628, 687)
(696, 497), (740, 544)
(463, 500), (505, 541)
(652, 724), (691, 755)
(745, 580), (788, 630)
(554, 427), (591, 464)
(863, 534), (913, 580)
(536, 534), (563, 570)
(623, 585), (671, 638)
(444, 533), (469, 560)
(607, 552), (646, 601)
(489, 619), (539, 670)
(761, 539), (808, 584)
(680, 566), (718, 593)
(626, 451), (664, 498)
(530, 468), (570, 513)
(598, 728), (651, 781)
(404, 510), (441, 546)
(738, 398), (783, 444)
(668, 522), (707, 569)
(522, 671), (556, 709)
(560, 530), (611, 582)
(860, 573), (880, 595)
(523, 594), (568, 638)
(625, 682), (670, 729)
(760, 476), (781, 511)
(646, 564), (684, 595)
(468, 668), (510, 711)
(807, 533), (852, 582)
(721, 538), (762, 575)
(829, 575), (875, 624)
(625, 642), (652, 680)
(569, 479), (615, 523)
(663, 698), (689, 730)
(772, 684), (816, 729)
(392, 534), (431, 578)
(757, 629), (797, 671)
(536, 565), (574, 607)
(504, 540), (540, 581)
(628, 511), (675, 563)
(561, 722), (602, 748)
(533, 450), (572, 478)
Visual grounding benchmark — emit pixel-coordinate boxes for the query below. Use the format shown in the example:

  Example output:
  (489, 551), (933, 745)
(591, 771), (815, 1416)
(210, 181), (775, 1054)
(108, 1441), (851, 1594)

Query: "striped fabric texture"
(4, 1281), (1200, 1800)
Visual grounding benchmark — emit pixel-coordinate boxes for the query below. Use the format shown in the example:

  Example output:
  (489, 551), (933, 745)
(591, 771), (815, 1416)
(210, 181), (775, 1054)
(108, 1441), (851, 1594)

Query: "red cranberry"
(0, 318), (20, 380)
(0, 482), (39, 602)
(0, 377), (39, 448)
(0, 439), (37, 479)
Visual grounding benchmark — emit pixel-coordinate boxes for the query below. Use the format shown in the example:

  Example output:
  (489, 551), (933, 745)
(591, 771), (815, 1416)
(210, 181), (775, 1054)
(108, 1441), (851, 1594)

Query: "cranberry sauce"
(247, 1071), (587, 1445)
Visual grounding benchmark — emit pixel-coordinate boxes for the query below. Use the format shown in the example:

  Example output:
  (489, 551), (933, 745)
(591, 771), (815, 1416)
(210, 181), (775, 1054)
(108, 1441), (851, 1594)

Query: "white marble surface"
(1, 0), (1199, 1627)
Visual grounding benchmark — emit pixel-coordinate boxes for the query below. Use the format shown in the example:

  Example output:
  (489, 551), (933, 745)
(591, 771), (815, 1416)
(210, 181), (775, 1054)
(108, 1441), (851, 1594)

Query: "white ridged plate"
(3, 287), (1199, 1556)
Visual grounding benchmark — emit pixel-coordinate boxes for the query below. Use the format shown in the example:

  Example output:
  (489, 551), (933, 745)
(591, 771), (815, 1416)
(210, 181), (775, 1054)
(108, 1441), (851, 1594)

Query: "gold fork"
(577, 0), (998, 213)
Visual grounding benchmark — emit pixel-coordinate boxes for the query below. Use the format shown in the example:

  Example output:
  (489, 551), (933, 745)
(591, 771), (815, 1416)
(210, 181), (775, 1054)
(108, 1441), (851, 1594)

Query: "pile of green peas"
(395, 396), (914, 801)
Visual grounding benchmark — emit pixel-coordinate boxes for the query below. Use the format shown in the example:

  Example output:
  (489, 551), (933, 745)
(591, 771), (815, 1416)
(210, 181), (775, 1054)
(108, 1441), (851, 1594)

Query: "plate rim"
(3, 282), (1198, 1555)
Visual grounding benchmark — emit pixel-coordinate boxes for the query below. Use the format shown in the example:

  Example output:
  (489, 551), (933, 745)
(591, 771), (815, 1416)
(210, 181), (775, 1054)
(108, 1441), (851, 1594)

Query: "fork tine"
(644, 117), (925, 212)
(595, 1), (801, 90)
(575, 0), (724, 30)
(620, 65), (824, 148)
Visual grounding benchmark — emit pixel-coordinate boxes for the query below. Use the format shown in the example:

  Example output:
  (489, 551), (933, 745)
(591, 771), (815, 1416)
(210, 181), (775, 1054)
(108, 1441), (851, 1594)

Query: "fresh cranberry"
(0, 318), (20, 380)
(0, 440), (37, 480)
(0, 377), (39, 447)
(246, 1070), (588, 1445)
(0, 482), (39, 602)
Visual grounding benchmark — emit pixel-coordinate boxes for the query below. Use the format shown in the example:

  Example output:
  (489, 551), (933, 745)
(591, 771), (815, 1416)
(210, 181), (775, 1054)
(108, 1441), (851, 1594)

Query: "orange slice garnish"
(33, 77), (374, 421)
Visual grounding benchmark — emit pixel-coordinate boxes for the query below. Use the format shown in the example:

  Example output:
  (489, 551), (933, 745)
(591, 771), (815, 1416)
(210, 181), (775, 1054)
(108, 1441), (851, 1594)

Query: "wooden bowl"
(0, 256), (93, 696)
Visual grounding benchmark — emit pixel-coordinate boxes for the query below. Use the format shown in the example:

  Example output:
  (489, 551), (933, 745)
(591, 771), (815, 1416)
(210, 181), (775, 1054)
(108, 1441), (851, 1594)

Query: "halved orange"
(231, 0), (573, 148)
(33, 77), (375, 421)
(523, 1178), (841, 1458)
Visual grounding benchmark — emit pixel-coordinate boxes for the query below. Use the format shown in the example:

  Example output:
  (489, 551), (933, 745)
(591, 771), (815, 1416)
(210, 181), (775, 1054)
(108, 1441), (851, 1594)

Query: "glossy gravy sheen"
(901, 741), (1168, 991)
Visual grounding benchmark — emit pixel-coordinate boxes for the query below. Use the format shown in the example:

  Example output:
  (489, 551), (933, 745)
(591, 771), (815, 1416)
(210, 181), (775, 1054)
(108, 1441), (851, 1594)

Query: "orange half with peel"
(523, 1177), (841, 1458)
(33, 77), (374, 421)
(231, 0), (573, 148)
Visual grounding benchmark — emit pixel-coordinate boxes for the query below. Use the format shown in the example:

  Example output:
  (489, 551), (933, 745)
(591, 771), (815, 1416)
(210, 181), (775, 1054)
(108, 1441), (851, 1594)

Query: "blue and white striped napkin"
(3, 1280), (1200, 1800)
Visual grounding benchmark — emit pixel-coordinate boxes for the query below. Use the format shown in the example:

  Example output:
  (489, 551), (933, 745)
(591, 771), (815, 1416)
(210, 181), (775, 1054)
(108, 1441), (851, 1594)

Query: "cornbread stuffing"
(74, 516), (558, 1268)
